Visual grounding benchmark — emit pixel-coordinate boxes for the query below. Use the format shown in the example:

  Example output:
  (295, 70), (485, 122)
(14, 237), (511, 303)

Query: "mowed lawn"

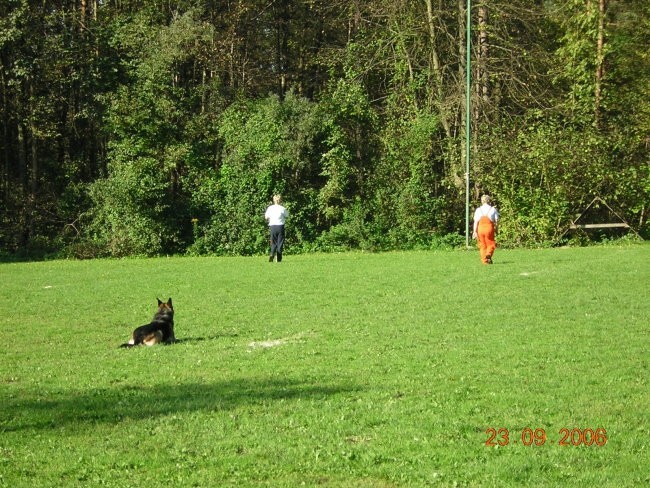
(1, 245), (648, 487)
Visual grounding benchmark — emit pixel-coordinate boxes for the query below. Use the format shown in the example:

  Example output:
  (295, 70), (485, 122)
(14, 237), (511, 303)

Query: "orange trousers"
(477, 216), (496, 264)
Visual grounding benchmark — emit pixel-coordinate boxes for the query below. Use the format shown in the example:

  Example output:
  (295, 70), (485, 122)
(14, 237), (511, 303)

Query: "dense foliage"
(1, 0), (648, 258)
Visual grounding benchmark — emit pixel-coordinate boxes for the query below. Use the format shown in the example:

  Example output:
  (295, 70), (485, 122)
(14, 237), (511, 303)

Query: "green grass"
(1, 245), (649, 487)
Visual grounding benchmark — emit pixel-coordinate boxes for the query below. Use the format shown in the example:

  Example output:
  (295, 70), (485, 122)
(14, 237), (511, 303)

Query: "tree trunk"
(275, 0), (289, 98)
(349, 1), (362, 42)
(457, 0), (466, 140)
(477, 4), (489, 106)
(424, 0), (451, 138)
(1, 66), (8, 199)
(594, 0), (606, 126)
(453, 0), (469, 191)
(80, 0), (87, 34)
(16, 122), (27, 246)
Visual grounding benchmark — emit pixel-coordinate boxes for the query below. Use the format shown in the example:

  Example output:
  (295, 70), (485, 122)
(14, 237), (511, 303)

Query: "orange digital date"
(485, 427), (607, 446)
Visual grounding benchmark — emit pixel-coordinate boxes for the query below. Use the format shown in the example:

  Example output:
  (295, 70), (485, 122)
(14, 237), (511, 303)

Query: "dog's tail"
(119, 342), (135, 348)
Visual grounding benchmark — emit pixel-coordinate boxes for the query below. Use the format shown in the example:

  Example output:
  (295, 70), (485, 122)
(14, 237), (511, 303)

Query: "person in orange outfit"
(472, 194), (499, 264)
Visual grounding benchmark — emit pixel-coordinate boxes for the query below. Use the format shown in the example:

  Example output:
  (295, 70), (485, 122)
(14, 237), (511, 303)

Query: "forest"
(1, 0), (648, 258)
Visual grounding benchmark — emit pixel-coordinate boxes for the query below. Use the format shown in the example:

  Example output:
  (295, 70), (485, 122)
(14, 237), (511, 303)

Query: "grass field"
(1, 245), (648, 487)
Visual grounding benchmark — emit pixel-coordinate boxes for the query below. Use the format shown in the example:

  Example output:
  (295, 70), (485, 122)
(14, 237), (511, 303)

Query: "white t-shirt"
(473, 204), (499, 224)
(265, 204), (288, 226)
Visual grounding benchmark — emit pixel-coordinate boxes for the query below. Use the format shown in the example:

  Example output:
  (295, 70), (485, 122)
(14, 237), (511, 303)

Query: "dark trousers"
(269, 225), (285, 262)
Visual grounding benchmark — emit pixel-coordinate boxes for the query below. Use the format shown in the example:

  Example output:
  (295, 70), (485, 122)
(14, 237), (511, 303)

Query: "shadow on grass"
(170, 333), (239, 345)
(2, 377), (357, 432)
(116, 335), (238, 348)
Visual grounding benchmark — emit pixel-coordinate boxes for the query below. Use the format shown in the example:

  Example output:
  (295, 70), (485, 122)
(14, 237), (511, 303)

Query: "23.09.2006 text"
(485, 427), (607, 447)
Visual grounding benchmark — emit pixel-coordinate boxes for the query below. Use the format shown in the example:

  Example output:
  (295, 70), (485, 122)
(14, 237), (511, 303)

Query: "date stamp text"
(485, 427), (607, 447)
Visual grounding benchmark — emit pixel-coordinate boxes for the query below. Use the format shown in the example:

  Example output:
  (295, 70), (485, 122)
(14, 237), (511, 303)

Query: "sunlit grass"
(1, 245), (648, 486)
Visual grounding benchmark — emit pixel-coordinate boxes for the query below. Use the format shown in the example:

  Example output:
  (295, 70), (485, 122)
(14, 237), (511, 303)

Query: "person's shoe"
(269, 256), (274, 262)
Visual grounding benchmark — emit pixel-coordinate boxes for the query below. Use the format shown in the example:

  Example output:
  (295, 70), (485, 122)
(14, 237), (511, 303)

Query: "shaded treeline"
(1, 0), (648, 257)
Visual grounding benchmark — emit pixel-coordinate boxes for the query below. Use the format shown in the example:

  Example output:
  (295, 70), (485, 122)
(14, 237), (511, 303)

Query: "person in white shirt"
(472, 194), (499, 264)
(264, 194), (289, 262)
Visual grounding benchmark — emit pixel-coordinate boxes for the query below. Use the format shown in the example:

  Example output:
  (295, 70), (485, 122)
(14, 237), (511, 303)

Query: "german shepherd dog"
(120, 298), (175, 348)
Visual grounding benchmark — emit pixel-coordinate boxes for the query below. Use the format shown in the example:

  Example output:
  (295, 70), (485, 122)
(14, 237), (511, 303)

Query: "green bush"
(86, 156), (178, 257)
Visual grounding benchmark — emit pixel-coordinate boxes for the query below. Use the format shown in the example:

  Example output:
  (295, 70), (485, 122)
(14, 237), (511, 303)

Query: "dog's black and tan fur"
(120, 298), (176, 348)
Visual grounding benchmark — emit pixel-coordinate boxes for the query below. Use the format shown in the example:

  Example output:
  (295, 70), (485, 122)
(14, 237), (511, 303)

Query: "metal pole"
(465, 0), (471, 248)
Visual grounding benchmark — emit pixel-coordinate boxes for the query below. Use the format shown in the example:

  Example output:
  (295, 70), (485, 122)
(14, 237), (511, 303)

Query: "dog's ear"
(167, 298), (173, 307)
(157, 298), (163, 305)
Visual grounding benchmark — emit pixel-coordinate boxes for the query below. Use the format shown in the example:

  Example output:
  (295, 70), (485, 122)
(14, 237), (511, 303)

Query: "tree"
(0, 0), (110, 255)
(86, 7), (218, 256)
(1, 0), (648, 257)
(191, 92), (328, 255)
